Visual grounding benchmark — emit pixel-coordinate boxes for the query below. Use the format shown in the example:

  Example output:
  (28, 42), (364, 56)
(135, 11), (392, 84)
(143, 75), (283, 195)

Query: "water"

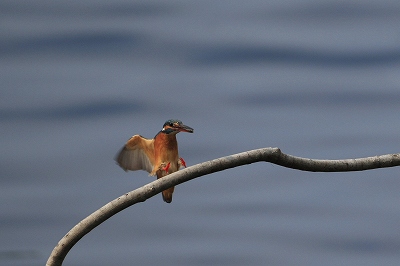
(1, 1), (400, 265)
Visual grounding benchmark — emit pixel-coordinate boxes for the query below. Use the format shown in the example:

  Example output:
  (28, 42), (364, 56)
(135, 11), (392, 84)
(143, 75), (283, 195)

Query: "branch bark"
(46, 147), (400, 266)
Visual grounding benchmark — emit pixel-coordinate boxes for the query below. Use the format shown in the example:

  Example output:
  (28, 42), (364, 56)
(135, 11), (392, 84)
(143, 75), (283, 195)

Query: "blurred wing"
(115, 135), (155, 174)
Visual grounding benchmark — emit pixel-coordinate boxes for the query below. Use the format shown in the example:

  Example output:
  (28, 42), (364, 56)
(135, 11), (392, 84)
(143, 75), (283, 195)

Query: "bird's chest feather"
(154, 134), (179, 172)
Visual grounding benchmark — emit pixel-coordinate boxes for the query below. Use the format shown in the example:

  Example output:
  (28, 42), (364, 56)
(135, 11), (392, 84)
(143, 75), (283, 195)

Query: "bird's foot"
(179, 157), (187, 168)
(161, 162), (171, 173)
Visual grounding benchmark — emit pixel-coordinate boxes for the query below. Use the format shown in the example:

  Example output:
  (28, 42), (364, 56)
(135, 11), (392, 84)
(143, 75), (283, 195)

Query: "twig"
(46, 147), (400, 266)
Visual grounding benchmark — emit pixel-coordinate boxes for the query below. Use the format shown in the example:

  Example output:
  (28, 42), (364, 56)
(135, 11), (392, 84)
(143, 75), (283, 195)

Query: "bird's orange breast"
(153, 132), (180, 174)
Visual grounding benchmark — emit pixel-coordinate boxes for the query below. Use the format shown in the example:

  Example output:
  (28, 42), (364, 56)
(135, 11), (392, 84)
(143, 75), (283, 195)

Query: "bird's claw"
(161, 162), (171, 173)
(179, 157), (187, 168)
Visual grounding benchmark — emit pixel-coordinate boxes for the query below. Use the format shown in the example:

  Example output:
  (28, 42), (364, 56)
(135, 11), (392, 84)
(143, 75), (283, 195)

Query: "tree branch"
(46, 147), (400, 266)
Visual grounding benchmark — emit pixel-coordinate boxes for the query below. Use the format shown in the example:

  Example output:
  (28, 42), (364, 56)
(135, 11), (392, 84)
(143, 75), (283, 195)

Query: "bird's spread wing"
(115, 135), (155, 174)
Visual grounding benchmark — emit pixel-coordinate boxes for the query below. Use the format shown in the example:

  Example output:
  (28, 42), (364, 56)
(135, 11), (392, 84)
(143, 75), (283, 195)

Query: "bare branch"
(46, 147), (400, 266)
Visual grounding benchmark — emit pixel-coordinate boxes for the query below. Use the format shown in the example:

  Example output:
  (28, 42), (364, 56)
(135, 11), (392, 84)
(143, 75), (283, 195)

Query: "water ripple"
(191, 46), (400, 66)
(0, 99), (145, 121)
(1, 32), (143, 57)
(229, 91), (400, 107)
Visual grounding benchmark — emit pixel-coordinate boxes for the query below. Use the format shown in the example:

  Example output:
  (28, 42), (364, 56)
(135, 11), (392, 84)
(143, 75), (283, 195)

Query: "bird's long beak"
(175, 124), (194, 133)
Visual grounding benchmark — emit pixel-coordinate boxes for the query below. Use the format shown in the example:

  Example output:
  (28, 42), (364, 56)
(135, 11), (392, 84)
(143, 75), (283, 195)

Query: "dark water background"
(1, 1), (400, 265)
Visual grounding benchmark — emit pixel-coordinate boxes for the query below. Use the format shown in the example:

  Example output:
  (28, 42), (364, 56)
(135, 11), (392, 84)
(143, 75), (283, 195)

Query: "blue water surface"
(1, 1), (400, 265)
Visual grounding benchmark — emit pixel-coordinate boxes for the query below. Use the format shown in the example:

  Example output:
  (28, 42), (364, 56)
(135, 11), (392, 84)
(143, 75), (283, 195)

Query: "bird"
(115, 119), (194, 203)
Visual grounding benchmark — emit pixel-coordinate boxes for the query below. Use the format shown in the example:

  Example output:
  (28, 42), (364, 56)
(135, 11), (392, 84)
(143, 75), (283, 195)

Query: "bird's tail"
(157, 168), (175, 203)
(162, 187), (174, 203)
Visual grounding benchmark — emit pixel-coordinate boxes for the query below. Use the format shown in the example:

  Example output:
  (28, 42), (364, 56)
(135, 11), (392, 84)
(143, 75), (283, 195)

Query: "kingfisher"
(115, 119), (194, 203)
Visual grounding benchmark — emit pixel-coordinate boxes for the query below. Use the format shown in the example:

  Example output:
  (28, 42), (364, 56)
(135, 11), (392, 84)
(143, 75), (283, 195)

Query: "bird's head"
(161, 119), (194, 134)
